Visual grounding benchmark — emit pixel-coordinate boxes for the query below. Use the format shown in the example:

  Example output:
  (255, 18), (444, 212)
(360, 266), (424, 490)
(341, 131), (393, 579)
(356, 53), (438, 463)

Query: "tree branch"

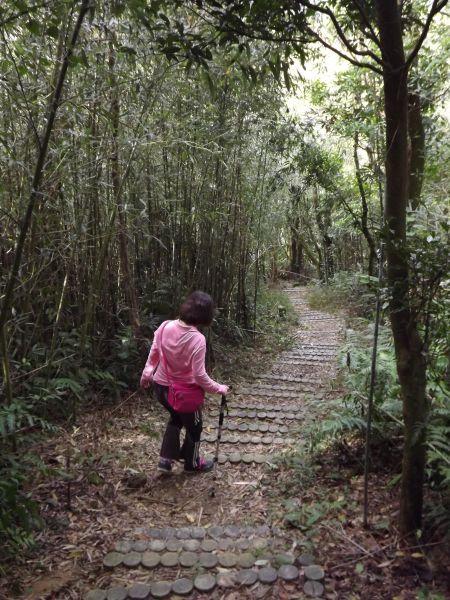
(339, 193), (362, 227)
(0, 1), (53, 28)
(351, 0), (382, 49)
(192, 6), (312, 45)
(304, 26), (383, 75)
(194, 4), (383, 74)
(295, 0), (384, 65)
(405, 0), (449, 69)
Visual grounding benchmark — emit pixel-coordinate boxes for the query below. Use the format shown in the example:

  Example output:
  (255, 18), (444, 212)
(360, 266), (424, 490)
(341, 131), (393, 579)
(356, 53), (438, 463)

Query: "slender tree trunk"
(108, 36), (143, 351)
(376, 0), (428, 535)
(290, 216), (304, 274)
(353, 132), (377, 276)
(408, 92), (425, 211)
(323, 233), (334, 280)
(0, 0), (89, 347)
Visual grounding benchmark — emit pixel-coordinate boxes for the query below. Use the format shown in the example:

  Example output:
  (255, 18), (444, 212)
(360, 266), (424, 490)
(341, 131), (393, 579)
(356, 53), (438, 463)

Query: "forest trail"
(84, 286), (345, 599)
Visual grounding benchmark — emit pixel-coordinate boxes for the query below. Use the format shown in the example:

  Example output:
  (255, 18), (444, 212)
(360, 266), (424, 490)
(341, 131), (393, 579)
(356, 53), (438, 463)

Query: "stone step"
(287, 349), (336, 355)
(135, 524), (278, 540)
(103, 549), (290, 571)
(300, 318), (341, 323)
(213, 404), (306, 413)
(206, 423), (292, 434)
(286, 346), (336, 353)
(256, 374), (324, 385)
(216, 452), (282, 464)
(296, 312), (341, 317)
(296, 344), (339, 350)
(279, 354), (335, 362)
(233, 396), (313, 404)
(207, 409), (303, 420)
(206, 412), (303, 424)
(298, 330), (343, 340)
(226, 399), (312, 408)
(202, 433), (297, 445)
(274, 359), (335, 366)
(222, 406), (305, 416)
(237, 384), (314, 401)
(234, 388), (314, 398)
(85, 562), (322, 599)
(234, 388), (312, 399)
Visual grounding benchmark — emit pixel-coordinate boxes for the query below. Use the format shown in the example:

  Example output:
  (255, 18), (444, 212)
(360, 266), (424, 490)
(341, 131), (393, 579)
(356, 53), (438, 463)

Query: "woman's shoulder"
(154, 319), (174, 336)
(188, 327), (206, 347)
(156, 319), (172, 330)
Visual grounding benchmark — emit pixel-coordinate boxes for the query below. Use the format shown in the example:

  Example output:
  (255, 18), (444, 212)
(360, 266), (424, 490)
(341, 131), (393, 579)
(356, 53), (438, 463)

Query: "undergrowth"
(211, 285), (297, 384)
(281, 273), (450, 540)
(307, 271), (377, 318)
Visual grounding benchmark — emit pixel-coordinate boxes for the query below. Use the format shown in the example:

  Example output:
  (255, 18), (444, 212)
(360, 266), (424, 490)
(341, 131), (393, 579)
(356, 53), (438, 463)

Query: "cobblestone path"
(85, 287), (345, 600)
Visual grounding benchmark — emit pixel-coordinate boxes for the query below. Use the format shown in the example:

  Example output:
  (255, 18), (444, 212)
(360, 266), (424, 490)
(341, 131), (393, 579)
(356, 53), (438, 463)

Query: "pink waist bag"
(168, 382), (204, 412)
(160, 323), (205, 413)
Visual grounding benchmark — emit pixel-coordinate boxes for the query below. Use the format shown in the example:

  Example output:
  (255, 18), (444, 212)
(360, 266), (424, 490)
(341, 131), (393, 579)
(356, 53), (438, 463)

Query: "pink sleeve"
(191, 338), (228, 395)
(141, 322), (165, 379)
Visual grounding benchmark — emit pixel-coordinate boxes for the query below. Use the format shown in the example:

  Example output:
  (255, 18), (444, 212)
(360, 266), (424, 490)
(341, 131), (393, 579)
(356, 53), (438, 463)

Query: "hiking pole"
(363, 240), (384, 528)
(209, 391), (229, 497)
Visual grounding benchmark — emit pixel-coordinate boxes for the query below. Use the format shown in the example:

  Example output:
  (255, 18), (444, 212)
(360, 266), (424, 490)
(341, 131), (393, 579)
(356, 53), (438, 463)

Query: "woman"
(140, 291), (230, 473)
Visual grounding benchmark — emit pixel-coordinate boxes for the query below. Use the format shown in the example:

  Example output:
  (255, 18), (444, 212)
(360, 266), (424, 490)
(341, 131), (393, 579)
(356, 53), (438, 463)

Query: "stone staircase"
(84, 286), (345, 599)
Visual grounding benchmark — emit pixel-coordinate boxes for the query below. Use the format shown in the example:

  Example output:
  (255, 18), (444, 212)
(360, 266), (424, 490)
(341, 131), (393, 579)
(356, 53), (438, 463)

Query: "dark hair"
(180, 291), (214, 326)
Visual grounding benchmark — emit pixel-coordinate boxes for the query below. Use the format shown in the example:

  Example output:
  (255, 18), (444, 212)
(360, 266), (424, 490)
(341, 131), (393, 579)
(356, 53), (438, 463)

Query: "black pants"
(153, 382), (203, 470)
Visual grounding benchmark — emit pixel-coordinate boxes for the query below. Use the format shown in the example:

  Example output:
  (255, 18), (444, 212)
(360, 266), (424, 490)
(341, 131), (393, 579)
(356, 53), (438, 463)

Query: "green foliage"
(425, 401), (450, 537)
(308, 273), (449, 535)
(8, 329), (125, 420)
(427, 410), (450, 489)
(107, 325), (143, 388)
(0, 0), (448, 568)
(417, 588), (447, 600)
(283, 496), (349, 531)
(0, 470), (40, 562)
(0, 438), (45, 562)
(0, 400), (55, 438)
(256, 286), (298, 347)
(275, 449), (318, 491)
(309, 325), (401, 448)
(0, 395), (53, 560)
(138, 421), (160, 440)
(307, 272), (377, 317)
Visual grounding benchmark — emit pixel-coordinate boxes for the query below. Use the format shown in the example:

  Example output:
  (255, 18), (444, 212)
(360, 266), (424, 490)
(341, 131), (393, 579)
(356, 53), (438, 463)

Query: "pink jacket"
(141, 320), (228, 395)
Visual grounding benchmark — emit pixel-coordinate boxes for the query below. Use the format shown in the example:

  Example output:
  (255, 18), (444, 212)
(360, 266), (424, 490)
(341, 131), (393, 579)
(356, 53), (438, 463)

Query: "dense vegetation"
(0, 0), (448, 574)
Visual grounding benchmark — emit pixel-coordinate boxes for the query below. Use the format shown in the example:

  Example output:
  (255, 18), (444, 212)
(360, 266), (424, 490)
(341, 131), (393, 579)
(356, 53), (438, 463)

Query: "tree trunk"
(290, 216), (304, 274)
(108, 36), (144, 352)
(0, 0), (90, 353)
(376, 0), (428, 535)
(323, 233), (334, 281)
(353, 132), (377, 277)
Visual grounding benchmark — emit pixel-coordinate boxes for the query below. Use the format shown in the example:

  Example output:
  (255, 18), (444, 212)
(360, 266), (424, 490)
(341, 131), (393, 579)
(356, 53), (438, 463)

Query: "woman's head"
(180, 291), (214, 326)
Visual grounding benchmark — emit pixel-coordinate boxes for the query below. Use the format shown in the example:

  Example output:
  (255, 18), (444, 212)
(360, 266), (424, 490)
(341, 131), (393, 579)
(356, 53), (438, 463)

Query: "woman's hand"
(221, 384), (232, 395)
(140, 371), (153, 389)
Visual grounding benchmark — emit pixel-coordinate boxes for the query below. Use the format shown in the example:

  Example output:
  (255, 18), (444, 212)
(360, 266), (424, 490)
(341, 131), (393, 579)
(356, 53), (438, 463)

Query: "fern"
(0, 401), (54, 439)
(309, 323), (401, 450)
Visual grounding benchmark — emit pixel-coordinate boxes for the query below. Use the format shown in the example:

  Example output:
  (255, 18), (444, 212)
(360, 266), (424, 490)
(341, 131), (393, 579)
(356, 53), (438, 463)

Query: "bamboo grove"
(0, 0), (449, 548)
(1, 6), (283, 369)
(0, 2), (381, 381)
